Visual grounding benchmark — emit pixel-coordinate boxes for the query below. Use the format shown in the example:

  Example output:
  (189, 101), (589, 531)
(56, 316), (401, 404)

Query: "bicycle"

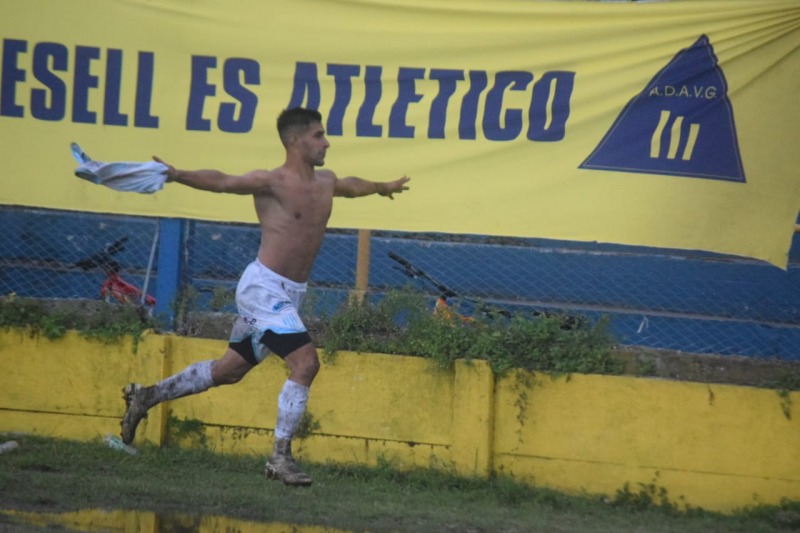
(75, 237), (156, 312)
(388, 251), (504, 324)
(388, 251), (581, 329)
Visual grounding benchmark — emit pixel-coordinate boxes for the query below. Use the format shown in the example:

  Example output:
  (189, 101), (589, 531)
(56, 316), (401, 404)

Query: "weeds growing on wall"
(165, 413), (208, 448)
(77, 305), (153, 350)
(0, 293), (153, 348)
(0, 289), (618, 378)
(316, 289), (622, 377)
(769, 373), (800, 420)
(0, 293), (67, 340)
(294, 411), (321, 439)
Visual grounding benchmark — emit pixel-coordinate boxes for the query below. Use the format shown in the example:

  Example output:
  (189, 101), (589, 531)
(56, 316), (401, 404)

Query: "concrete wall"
(1, 329), (798, 513)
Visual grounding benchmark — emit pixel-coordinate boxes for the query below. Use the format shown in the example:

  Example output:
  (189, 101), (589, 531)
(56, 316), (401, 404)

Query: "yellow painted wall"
(1, 329), (798, 513)
(0, 329), (165, 443)
(493, 372), (800, 511)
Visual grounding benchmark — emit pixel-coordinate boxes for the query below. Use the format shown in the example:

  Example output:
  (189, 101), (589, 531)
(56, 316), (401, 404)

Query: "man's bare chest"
(256, 183), (332, 226)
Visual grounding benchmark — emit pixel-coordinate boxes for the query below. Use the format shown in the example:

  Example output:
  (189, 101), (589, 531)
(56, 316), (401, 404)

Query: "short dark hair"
(277, 107), (323, 147)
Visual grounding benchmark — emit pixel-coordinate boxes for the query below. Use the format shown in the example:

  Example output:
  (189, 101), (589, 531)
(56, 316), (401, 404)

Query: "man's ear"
(285, 131), (301, 147)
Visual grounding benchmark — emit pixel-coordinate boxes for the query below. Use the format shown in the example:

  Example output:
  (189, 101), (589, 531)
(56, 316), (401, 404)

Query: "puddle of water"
(0, 508), (351, 532)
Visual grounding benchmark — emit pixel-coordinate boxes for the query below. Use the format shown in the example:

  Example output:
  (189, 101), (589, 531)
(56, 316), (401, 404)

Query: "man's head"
(277, 107), (323, 148)
(277, 107), (328, 166)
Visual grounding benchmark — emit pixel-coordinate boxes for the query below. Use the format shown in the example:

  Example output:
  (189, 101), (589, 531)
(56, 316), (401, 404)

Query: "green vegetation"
(0, 290), (620, 378)
(768, 373), (800, 420)
(294, 411), (321, 439)
(1, 435), (798, 533)
(0, 293), (153, 348)
(316, 289), (622, 376)
(0, 293), (68, 340)
(3, 291), (798, 394)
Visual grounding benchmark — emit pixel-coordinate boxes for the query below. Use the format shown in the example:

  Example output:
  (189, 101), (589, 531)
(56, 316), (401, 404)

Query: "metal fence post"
(350, 229), (371, 303)
(154, 218), (186, 330)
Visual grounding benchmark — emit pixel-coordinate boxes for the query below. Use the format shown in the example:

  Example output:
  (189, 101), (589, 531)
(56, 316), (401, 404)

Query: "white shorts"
(228, 260), (310, 364)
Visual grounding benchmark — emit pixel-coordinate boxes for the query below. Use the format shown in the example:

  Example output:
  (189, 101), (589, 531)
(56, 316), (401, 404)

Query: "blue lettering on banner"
(1, 37), (577, 141)
(288, 61), (320, 110)
(428, 68), (463, 139)
(186, 55), (260, 133)
(356, 65), (383, 137)
(288, 61), (576, 142)
(327, 63), (360, 136)
(483, 70), (533, 141)
(1, 39), (27, 118)
(528, 71), (575, 142)
(389, 67), (425, 138)
(1, 38), (161, 128)
(219, 57), (259, 133)
(31, 42), (68, 121)
(104, 49), (128, 126)
(458, 70), (487, 140)
(134, 52), (159, 128)
(186, 56), (217, 131)
(72, 46), (100, 124)
(580, 35), (745, 182)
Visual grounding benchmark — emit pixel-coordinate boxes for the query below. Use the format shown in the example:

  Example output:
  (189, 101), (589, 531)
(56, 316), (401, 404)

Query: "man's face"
(300, 121), (329, 167)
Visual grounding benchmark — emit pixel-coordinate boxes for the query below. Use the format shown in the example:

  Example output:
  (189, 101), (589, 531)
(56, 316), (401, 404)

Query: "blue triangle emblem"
(580, 35), (745, 182)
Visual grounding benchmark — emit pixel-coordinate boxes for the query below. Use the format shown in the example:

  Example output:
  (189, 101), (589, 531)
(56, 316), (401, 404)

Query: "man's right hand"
(152, 156), (178, 182)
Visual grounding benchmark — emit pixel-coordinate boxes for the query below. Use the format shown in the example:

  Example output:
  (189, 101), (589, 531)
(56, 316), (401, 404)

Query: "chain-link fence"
(2, 205), (799, 360)
(0, 207), (160, 304)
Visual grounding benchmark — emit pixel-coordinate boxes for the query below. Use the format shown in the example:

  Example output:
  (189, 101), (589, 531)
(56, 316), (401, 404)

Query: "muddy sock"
(147, 360), (215, 406)
(274, 380), (310, 441)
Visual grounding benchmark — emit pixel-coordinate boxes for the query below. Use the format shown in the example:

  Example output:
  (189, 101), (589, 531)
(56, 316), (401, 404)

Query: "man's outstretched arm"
(153, 156), (271, 195)
(334, 175), (411, 199)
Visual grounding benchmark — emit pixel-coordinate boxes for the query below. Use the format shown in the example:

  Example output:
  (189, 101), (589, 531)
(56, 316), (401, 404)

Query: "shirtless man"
(120, 107), (410, 486)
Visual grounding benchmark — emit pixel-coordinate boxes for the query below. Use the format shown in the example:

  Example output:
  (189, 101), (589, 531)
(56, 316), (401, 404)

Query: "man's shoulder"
(314, 169), (337, 184)
(247, 167), (284, 198)
(315, 168), (335, 178)
(248, 167), (280, 179)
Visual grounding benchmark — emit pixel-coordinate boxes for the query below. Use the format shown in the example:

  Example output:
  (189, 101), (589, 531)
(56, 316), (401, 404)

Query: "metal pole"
(140, 221), (160, 307)
(351, 229), (371, 303)
(154, 218), (186, 331)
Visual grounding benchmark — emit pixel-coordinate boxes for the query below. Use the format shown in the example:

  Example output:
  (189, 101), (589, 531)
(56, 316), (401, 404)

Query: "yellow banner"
(1, 0), (798, 267)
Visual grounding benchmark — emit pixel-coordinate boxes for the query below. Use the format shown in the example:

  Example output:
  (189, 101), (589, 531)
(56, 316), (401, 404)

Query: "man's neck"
(283, 156), (316, 180)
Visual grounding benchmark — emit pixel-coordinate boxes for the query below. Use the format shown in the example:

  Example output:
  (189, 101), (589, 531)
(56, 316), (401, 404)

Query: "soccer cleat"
(120, 383), (149, 445)
(265, 438), (313, 486)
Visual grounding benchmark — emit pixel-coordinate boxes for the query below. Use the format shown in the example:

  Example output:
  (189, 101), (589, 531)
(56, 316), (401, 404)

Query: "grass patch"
(0, 435), (795, 533)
